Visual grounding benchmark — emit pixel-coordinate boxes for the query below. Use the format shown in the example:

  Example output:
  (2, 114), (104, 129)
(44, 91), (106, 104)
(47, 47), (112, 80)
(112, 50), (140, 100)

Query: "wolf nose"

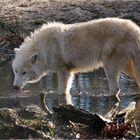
(13, 86), (20, 90)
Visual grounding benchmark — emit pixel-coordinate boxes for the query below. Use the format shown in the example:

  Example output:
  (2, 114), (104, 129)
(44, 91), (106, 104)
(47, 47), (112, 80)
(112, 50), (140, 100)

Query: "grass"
(33, 18), (47, 25)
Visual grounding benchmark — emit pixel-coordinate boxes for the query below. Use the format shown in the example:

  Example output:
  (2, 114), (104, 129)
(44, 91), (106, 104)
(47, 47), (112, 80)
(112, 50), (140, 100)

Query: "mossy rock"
(0, 106), (53, 139)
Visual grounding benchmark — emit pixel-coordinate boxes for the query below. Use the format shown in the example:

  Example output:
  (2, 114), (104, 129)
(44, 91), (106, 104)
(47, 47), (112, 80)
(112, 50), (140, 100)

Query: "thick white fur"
(12, 18), (140, 95)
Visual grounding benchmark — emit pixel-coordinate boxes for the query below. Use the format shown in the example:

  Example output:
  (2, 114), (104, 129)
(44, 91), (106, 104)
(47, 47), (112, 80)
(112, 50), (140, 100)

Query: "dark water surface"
(0, 63), (140, 134)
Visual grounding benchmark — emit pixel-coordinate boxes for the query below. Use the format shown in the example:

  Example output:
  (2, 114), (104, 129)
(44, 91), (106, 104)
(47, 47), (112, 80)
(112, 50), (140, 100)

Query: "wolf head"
(12, 47), (47, 90)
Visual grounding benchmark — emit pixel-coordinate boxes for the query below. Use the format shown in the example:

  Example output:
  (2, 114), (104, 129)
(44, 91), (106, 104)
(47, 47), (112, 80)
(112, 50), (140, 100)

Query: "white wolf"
(12, 18), (140, 96)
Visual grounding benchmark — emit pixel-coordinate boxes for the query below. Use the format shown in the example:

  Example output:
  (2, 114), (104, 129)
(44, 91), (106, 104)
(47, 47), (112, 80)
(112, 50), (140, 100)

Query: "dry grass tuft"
(0, 20), (24, 46)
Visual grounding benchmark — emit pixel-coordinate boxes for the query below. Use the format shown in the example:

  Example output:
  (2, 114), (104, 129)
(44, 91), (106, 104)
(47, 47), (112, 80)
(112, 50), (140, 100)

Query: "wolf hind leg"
(124, 55), (140, 88)
(103, 62), (121, 97)
(134, 53), (140, 88)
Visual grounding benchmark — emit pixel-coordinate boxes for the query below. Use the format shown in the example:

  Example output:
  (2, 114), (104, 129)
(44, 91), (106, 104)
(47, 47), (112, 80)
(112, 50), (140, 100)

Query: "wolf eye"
(22, 72), (27, 75)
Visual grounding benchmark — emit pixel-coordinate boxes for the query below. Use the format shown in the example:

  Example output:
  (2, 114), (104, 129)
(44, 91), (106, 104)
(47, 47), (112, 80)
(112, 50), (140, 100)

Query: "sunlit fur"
(12, 18), (140, 94)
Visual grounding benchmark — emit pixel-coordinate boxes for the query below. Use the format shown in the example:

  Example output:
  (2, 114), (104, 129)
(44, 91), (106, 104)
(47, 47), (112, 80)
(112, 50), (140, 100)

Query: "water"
(0, 62), (140, 134)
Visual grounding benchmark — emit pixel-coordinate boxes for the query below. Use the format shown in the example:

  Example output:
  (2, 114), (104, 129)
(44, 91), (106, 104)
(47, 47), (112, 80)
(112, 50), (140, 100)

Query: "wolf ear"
(30, 53), (38, 64)
(14, 48), (20, 54)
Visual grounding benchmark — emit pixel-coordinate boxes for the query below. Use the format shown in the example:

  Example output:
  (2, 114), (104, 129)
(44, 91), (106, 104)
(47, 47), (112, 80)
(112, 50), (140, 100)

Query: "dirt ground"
(1, 0), (140, 31)
(0, 0), (140, 58)
(1, 0), (140, 32)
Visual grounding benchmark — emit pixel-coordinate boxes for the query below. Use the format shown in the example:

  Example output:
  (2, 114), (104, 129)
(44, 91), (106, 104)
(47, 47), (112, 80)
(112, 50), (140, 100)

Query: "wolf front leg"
(57, 68), (74, 95)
